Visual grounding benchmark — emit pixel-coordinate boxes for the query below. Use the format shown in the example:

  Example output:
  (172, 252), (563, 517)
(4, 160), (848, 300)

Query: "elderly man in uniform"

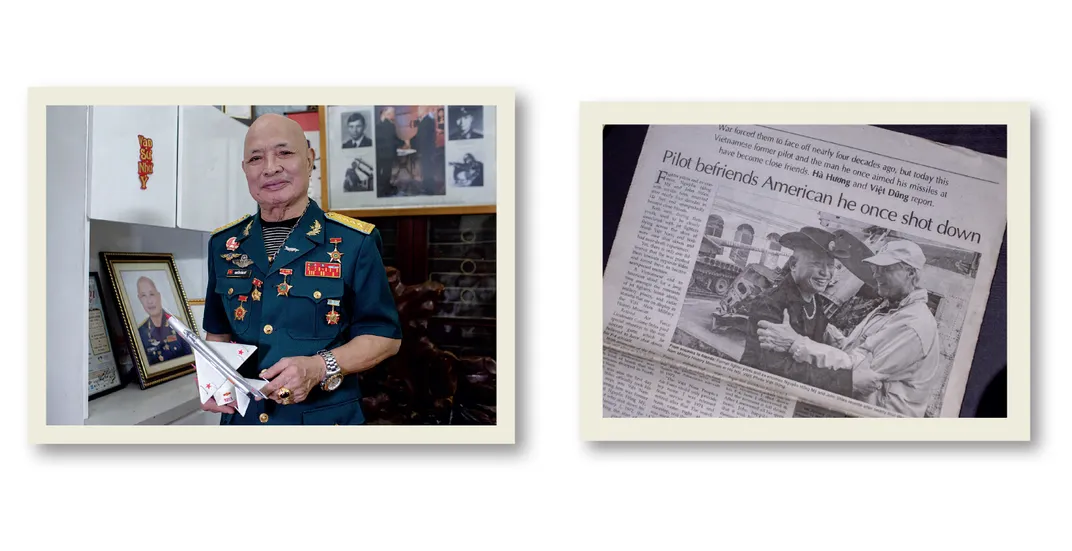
(136, 276), (192, 365)
(739, 227), (853, 395)
(201, 113), (402, 425)
(758, 239), (941, 417)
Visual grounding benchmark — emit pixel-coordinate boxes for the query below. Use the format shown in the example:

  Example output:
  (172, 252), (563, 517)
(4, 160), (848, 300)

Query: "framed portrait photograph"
(320, 104), (497, 217)
(99, 252), (198, 389)
(187, 298), (207, 340)
(88, 272), (123, 399)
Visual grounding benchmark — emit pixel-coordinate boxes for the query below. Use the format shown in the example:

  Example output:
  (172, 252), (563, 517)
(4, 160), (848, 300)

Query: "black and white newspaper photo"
(602, 124), (1007, 419)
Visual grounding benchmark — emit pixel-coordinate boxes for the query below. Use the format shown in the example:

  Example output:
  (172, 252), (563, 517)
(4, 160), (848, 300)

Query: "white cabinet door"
(177, 106), (255, 232)
(88, 106), (179, 228)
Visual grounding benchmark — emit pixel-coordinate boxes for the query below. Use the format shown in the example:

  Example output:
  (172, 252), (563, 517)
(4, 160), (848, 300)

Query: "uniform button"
(313, 291), (322, 299)
(259, 413), (269, 423)
(263, 324), (273, 335)
(228, 288), (234, 296)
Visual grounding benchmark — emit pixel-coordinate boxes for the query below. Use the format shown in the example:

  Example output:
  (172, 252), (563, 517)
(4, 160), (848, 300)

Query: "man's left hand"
(757, 308), (800, 353)
(257, 356), (327, 405)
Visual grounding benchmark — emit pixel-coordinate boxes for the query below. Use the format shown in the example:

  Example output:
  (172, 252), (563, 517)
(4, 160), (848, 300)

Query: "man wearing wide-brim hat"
(739, 227), (854, 395)
(758, 239), (942, 417)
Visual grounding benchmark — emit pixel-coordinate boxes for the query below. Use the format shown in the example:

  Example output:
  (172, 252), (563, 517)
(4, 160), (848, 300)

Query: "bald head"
(244, 113), (308, 157)
(241, 113), (315, 211)
(136, 276), (158, 294)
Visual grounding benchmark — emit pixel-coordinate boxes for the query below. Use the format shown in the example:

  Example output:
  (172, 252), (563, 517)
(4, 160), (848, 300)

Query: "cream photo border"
(580, 102), (1030, 442)
(29, 86), (516, 445)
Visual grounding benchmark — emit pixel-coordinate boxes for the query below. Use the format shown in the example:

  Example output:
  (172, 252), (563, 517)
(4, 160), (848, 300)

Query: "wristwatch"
(317, 349), (343, 392)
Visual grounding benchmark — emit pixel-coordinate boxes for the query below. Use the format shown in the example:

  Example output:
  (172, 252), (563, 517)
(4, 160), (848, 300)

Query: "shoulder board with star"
(325, 212), (375, 235)
(211, 214), (251, 236)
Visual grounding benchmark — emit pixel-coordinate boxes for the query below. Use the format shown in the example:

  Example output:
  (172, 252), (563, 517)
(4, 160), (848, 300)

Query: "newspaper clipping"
(603, 124), (1006, 419)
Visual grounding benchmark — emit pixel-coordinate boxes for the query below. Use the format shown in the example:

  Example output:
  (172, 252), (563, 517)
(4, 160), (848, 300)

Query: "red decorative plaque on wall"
(137, 135), (154, 189)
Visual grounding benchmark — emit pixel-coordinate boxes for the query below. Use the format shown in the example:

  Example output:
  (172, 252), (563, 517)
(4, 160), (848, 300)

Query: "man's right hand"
(201, 397), (235, 414)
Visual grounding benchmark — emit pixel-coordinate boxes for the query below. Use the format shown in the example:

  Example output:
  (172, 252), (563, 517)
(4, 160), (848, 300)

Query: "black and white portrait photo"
(341, 110), (373, 149)
(448, 106), (484, 141)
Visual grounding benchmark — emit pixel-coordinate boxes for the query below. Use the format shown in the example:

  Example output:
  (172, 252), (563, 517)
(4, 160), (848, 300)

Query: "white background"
(4, 1), (1066, 550)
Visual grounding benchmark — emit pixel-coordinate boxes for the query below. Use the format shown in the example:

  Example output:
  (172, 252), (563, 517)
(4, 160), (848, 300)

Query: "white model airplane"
(166, 314), (269, 416)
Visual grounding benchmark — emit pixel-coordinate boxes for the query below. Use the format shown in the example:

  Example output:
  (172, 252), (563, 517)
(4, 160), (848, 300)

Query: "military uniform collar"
(248, 199), (326, 241)
(258, 199), (327, 275)
(231, 213), (271, 274)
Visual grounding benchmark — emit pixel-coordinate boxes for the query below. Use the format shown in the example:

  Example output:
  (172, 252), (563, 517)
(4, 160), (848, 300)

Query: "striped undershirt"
(261, 217), (300, 261)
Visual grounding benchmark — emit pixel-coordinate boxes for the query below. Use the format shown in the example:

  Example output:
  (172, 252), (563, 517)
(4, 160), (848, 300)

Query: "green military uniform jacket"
(202, 199), (401, 425)
(138, 316), (193, 365)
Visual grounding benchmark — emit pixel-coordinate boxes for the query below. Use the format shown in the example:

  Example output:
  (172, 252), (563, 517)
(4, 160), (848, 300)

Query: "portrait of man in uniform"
(134, 275), (193, 367)
(448, 105), (483, 140)
(101, 255), (199, 387)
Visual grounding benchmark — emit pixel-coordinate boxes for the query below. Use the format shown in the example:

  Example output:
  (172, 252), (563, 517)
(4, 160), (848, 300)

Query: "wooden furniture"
(358, 267), (496, 425)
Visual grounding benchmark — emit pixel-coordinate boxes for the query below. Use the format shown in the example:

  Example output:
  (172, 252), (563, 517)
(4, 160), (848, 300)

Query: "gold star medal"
(251, 278), (263, 301)
(234, 296), (248, 321)
(328, 237), (343, 263)
(326, 299), (341, 325)
(277, 269), (293, 296)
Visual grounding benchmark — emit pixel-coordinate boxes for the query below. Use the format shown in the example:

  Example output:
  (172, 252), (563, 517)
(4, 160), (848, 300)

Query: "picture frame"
(319, 104), (497, 217)
(88, 272), (124, 399)
(222, 105), (253, 120)
(187, 298), (207, 340)
(286, 110), (323, 206)
(98, 252), (198, 389)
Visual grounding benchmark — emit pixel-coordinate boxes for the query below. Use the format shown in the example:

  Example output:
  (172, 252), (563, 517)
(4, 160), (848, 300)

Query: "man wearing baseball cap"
(758, 238), (942, 417)
(740, 227), (854, 394)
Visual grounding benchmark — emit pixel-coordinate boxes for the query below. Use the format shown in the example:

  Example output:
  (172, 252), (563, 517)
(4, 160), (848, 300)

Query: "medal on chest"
(234, 295), (248, 321)
(328, 237), (344, 263)
(252, 278), (263, 301)
(277, 269), (293, 296)
(326, 299), (341, 325)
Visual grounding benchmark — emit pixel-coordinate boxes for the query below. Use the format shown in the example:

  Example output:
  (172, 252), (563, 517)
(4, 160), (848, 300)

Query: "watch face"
(326, 375), (343, 392)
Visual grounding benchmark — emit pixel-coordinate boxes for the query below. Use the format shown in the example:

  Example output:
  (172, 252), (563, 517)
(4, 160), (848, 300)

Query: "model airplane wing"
(166, 314), (269, 417)
(193, 341), (268, 416)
